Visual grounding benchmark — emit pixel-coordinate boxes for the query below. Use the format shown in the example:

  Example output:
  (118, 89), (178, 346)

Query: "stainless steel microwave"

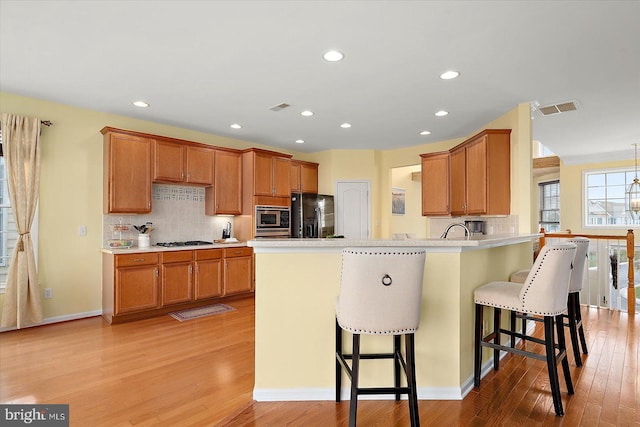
(255, 205), (290, 237)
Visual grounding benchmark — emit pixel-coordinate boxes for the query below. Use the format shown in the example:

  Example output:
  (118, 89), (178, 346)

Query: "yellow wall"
(560, 158), (636, 235)
(390, 165), (427, 238)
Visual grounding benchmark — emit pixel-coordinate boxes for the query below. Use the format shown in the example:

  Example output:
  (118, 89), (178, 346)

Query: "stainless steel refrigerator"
(291, 193), (335, 238)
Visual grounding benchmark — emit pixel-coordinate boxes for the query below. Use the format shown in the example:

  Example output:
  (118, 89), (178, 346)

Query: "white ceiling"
(1, 1), (638, 165)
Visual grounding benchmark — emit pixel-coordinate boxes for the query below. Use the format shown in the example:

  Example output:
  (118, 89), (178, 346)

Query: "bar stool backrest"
(567, 237), (589, 293)
(337, 248), (426, 335)
(520, 243), (576, 316)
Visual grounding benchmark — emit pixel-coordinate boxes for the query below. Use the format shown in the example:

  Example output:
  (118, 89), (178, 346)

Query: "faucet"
(440, 223), (471, 239)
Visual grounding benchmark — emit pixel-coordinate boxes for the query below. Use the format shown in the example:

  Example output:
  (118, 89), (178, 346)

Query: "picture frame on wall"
(392, 187), (406, 215)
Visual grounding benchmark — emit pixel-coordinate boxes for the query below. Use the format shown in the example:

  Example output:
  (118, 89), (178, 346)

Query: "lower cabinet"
(102, 247), (253, 324)
(194, 249), (223, 299)
(223, 247), (253, 295)
(160, 251), (193, 305)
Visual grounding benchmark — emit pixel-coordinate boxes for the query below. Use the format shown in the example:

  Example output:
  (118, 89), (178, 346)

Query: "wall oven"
(255, 205), (290, 238)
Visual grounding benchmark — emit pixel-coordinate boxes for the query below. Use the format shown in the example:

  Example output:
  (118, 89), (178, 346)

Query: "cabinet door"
(195, 258), (222, 299)
(300, 163), (318, 194)
(254, 153), (274, 196)
(106, 133), (152, 213)
(465, 137), (488, 215)
(272, 157), (291, 197)
(449, 146), (467, 215)
(153, 140), (185, 183)
(161, 262), (193, 305)
(213, 150), (242, 214)
(290, 162), (301, 192)
(224, 256), (253, 295)
(186, 145), (214, 185)
(421, 152), (450, 216)
(115, 265), (159, 314)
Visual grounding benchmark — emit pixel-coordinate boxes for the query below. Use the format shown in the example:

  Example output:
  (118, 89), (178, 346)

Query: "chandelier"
(629, 143), (640, 219)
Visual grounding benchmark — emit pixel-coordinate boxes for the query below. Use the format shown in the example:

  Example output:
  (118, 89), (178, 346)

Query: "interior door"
(335, 181), (370, 239)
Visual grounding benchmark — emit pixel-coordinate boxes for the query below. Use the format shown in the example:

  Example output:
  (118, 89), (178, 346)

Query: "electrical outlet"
(78, 225), (87, 236)
(44, 288), (53, 299)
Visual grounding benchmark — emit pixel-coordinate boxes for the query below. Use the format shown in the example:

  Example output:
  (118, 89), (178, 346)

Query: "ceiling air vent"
(538, 100), (579, 116)
(269, 103), (291, 112)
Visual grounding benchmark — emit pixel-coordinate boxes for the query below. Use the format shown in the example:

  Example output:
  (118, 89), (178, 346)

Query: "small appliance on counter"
(464, 220), (485, 235)
(222, 221), (231, 239)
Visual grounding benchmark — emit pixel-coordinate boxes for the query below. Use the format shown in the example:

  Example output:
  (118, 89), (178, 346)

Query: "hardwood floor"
(1, 298), (637, 426)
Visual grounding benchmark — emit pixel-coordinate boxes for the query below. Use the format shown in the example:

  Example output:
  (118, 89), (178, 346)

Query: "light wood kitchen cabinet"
(101, 128), (153, 214)
(420, 151), (450, 216)
(111, 253), (160, 317)
(194, 249), (223, 299)
(422, 129), (511, 217)
(160, 251), (193, 306)
(244, 149), (292, 197)
(291, 160), (319, 193)
(223, 247), (253, 295)
(205, 149), (242, 215)
(153, 140), (214, 185)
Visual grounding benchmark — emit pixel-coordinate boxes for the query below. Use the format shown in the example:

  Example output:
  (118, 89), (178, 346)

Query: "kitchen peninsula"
(249, 234), (539, 401)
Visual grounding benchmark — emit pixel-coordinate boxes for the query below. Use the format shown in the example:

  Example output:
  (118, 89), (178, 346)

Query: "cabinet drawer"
(115, 253), (159, 267)
(161, 250), (193, 264)
(195, 248), (223, 261)
(223, 247), (253, 258)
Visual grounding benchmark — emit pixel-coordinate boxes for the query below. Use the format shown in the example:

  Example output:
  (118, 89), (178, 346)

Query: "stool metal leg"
(336, 318), (342, 402)
(394, 335), (401, 401)
(566, 293), (583, 367)
(544, 316), (564, 416)
(574, 293), (589, 354)
(510, 311), (517, 348)
(405, 333), (420, 427)
(474, 303), (483, 387)
(349, 334), (360, 427)
(493, 308), (501, 371)
(555, 314), (574, 396)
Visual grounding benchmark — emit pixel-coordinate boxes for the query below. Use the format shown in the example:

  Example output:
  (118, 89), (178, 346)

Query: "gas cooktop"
(155, 241), (213, 247)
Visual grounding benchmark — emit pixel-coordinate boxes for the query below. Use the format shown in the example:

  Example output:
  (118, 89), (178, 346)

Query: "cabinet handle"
(181, 171), (184, 179)
(148, 201), (151, 209)
(154, 268), (159, 278)
(133, 258), (146, 262)
(189, 265), (193, 274)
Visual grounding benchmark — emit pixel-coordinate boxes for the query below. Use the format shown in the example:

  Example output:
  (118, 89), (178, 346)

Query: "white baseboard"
(0, 310), (102, 332)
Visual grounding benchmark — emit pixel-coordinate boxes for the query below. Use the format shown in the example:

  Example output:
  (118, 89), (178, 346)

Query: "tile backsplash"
(429, 216), (519, 239)
(103, 184), (234, 246)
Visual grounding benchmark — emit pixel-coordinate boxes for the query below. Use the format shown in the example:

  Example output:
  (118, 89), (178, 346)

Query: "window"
(584, 168), (639, 227)
(539, 180), (560, 232)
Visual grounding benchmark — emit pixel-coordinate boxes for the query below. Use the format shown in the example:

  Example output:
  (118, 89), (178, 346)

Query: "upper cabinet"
(101, 128), (152, 214)
(420, 151), (450, 216)
(206, 149), (242, 215)
(422, 129), (511, 217)
(291, 160), (319, 194)
(153, 140), (214, 186)
(243, 149), (292, 199)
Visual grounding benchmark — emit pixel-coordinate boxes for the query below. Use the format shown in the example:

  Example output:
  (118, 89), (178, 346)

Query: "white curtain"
(1, 113), (42, 328)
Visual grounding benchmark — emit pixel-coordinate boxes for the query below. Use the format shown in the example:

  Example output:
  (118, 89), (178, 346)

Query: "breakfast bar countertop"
(248, 233), (541, 253)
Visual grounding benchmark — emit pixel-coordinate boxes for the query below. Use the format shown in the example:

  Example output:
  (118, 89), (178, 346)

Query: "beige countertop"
(248, 233), (541, 253)
(100, 241), (248, 255)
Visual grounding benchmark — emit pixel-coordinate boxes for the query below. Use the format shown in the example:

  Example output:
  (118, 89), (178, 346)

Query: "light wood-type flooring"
(0, 297), (637, 426)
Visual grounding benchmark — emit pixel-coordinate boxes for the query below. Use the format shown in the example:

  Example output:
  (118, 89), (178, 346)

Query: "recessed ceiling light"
(133, 100), (149, 108)
(295, 139), (305, 144)
(301, 110), (314, 117)
(419, 130), (432, 136)
(230, 123), (242, 129)
(435, 110), (449, 117)
(440, 70), (460, 80)
(323, 50), (344, 62)
(340, 123), (352, 128)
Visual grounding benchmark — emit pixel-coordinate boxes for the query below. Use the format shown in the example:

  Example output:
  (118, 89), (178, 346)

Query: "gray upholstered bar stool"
(335, 248), (426, 427)
(509, 237), (590, 366)
(474, 243), (576, 416)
